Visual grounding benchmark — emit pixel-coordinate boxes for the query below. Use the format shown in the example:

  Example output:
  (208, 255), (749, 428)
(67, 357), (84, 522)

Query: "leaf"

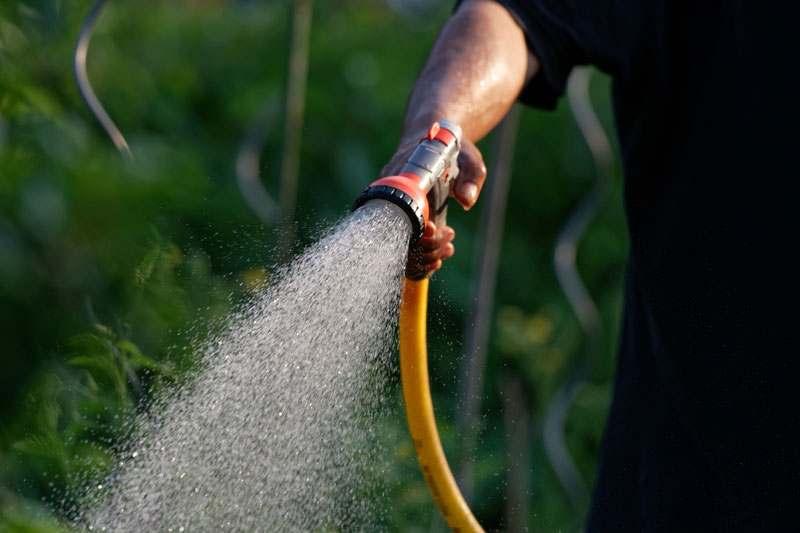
(67, 354), (116, 377)
(0, 19), (29, 53)
(134, 245), (161, 287)
(66, 333), (110, 357)
(116, 338), (152, 366)
(12, 433), (66, 466)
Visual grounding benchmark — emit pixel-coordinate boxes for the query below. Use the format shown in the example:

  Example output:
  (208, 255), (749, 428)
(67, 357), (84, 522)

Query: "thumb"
(452, 140), (487, 210)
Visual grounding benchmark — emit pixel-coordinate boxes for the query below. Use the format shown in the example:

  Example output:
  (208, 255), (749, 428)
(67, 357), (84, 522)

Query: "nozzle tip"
(353, 185), (425, 242)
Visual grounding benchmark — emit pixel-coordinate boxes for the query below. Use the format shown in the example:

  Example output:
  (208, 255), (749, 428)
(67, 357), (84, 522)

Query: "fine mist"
(76, 202), (411, 531)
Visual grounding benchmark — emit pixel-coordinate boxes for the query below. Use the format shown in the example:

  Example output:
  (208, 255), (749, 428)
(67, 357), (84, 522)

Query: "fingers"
(422, 242), (455, 264)
(406, 222), (456, 278)
(452, 140), (487, 211)
(419, 223), (454, 251)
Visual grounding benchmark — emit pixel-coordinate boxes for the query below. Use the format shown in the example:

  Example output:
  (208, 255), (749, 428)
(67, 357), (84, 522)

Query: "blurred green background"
(0, 0), (628, 530)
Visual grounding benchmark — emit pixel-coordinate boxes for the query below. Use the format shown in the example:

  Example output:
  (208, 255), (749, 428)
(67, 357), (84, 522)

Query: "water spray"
(73, 0), (478, 523)
(354, 120), (484, 532)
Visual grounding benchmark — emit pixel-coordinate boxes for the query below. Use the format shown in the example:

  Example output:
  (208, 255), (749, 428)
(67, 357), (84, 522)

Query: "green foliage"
(0, 0), (628, 531)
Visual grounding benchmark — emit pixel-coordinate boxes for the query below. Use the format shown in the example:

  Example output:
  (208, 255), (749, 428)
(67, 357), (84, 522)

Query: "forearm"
(402, 0), (536, 144)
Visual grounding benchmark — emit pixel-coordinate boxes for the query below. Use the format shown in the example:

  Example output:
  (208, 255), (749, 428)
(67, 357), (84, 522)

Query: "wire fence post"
(457, 106), (521, 502)
(502, 373), (532, 533)
(278, 0), (313, 260)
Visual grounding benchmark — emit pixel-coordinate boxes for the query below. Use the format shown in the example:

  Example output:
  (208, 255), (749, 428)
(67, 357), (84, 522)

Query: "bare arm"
(384, 0), (537, 275)
(402, 0), (536, 147)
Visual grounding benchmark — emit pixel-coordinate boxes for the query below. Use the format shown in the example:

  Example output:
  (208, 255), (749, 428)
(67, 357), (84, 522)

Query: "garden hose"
(400, 277), (483, 532)
(355, 120), (483, 531)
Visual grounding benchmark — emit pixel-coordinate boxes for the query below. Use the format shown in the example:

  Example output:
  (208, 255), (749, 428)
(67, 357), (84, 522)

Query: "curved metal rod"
(74, 0), (132, 158)
(542, 67), (614, 512)
(235, 98), (282, 225)
(235, 0), (312, 230)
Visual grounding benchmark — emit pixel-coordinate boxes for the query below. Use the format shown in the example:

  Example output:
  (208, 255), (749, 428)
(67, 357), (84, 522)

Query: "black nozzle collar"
(353, 185), (425, 242)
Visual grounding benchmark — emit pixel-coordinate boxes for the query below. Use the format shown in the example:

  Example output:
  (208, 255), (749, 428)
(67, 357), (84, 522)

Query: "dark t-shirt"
(471, 1), (800, 530)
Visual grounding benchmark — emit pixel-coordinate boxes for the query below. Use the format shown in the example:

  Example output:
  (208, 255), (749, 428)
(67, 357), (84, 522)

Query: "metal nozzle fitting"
(353, 120), (462, 242)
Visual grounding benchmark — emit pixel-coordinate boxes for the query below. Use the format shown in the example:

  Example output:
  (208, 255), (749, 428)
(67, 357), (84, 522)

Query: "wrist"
(402, 109), (461, 144)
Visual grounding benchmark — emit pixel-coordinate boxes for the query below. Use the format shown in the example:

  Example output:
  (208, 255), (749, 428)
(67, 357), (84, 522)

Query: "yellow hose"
(399, 278), (484, 532)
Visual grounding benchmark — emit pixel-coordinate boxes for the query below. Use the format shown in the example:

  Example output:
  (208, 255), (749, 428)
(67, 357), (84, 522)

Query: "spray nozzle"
(353, 120), (462, 242)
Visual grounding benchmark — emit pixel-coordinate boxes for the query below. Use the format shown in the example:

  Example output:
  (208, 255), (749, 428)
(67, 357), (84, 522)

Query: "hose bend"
(399, 278), (483, 532)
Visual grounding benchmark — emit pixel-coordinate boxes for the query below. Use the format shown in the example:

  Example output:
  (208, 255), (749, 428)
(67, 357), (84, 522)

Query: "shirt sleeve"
(455, 0), (623, 110)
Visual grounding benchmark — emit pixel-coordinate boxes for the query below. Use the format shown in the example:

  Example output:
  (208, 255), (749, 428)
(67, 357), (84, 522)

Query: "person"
(381, 0), (800, 530)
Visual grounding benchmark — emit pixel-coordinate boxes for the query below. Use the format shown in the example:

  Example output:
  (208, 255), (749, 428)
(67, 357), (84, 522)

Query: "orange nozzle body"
(353, 120), (462, 242)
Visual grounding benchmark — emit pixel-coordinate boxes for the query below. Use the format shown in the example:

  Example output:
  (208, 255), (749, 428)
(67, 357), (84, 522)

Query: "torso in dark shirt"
(487, 0), (800, 529)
